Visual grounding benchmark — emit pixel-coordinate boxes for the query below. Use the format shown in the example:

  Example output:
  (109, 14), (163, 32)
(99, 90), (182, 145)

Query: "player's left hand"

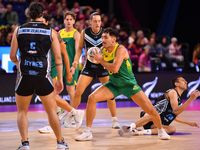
(90, 48), (103, 63)
(189, 90), (199, 101)
(189, 122), (199, 128)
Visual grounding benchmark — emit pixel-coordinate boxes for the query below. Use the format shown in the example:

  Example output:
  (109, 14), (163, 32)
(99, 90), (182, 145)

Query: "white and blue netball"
(87, 47), (102, 64)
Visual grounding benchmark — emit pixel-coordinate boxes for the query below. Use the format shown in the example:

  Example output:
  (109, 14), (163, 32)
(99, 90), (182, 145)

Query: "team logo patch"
(133, 85), (139, 90)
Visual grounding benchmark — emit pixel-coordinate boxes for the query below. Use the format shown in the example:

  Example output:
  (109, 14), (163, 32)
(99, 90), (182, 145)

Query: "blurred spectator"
(49, 0), (57, 15)
(70, 2), (92, 15)
(0, 4), (19, 31)
(0, 59), (6, 73)
(128, 30), (136, 49)
(95, 8), (101, 14)
(53, 9), (63, 28)
(62, 2), (68, 13)
(40, 0), (49, 11)
(0, 25), (7, 46)
(101, 15), (109, 28)
(167, 37), (184, 64)
(74, 21), (83, 32)
(0, 0), (5, 13)
(110, 17), (121, 30)
(157, 36), (169, 62)
(3, 32), (12, 46)
(192, 43), (200, 65)
(84, 8), (91, 20)
(138, 45), (151, 72)
(136, 30), (149, 45)
(150, 32), (159, 44)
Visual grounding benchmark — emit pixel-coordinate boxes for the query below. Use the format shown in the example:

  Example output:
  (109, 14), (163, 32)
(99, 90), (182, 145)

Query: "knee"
(74, 89), (83, 97)
(168, 126), (176, 135)
(88, 94), (96, 104)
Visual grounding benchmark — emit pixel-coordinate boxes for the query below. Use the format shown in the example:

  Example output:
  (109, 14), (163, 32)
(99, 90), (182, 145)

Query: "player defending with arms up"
(75, 28), (170, 141)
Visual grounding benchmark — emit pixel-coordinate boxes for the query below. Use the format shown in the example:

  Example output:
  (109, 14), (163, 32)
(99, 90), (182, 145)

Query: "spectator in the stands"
(136, 30), (149, 45)
(0, 4), (19, 31)
(167, 37), (184, 64)
(0, 25), (7, 46)
(157, 36), (169, 62)
(3, 32), (12, 46)
(53, 9), (63, 28)
(48, 0), (57, 15)
(192, 43), (200, 65)
(101, 15), (110, 28)
(0, 0), (5, 13)
(40, 0), (49, 11)
(61, 2), (68, 13)
(70, 2), (92, 15)
(0, 59), (6, 73)
(138, 45), (151, 72)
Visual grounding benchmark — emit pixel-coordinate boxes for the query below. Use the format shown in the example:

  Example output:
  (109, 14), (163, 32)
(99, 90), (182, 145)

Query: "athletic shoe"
(57, 110), (68, 120)
(38, 125), (53, 134)
(118, 125), (132, 136)
(57, 137), (69, 150)
(131, 129), (144, 136)
(158, 129), (170, 140)
(74, 110), (85, 130)
(111, 118), (120, 129)
(75, 130), (93, 141)
(17, 142), (30, 150)
(63, 115), (76, 128)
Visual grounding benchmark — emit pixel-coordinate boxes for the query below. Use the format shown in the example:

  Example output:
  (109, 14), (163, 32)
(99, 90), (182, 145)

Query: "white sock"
(111, 117), (118, 121)
(158, 128), (165, 133)
(130, 123), (136, 129)
(142, 129), (152, 135)
(70, 108), (76, 116)
(85, 127), (92, 132)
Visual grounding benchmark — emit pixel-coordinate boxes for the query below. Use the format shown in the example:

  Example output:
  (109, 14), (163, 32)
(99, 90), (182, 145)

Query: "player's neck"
(65, 27), (74, 32)
(106, 43), (116, 53)
(91, 27), (100, 34)
(175, 88), (184, 96)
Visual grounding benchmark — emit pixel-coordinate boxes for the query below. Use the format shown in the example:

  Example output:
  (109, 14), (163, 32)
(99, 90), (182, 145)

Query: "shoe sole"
(118, 129), (124, 136)
(160, 137), (170, 140)
(75, 136), (93, 141)
(38, 130), (53, 134)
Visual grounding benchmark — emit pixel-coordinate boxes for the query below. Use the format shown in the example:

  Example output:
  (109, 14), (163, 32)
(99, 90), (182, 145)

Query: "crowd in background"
(0, 0), (200, 73)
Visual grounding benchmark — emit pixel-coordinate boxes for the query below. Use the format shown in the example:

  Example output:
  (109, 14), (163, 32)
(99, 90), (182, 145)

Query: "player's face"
(177, 77), (187, 90)
(102, 33), (115, 48)
(64, 15), (75, 28)
(90, 15), (101, 31)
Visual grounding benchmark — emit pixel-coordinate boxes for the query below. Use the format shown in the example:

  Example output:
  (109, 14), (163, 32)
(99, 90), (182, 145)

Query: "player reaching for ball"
(75, 27), (171, 141)
(70, 11), (120, 129)
(87, 47), (102, 64)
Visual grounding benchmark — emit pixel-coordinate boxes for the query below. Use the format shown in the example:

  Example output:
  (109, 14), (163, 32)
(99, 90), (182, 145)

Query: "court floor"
(0, 100), (200, 150)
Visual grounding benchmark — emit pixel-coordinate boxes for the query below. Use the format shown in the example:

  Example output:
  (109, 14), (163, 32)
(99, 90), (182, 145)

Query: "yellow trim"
(60, 28), (77, 38)
(103, 43), (119, 62)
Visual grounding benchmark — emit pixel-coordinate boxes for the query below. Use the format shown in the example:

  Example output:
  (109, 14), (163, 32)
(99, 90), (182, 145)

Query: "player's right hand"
(72, 61), (78, 69)
(189, 90), (199, 101)
(66, 73), (73, 84)
(55, 80), (63, 94)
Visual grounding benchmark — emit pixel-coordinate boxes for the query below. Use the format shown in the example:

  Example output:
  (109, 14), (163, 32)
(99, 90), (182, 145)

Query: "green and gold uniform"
(103, 43), (142, 98)
(60, 28), (79, 85)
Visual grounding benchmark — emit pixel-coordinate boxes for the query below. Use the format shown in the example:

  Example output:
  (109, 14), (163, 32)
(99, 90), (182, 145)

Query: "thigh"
(15, 93), (33, 112)
(130, 90), (155, 115)
(75, 74), (93, 94)
(90, 85), (114, 103)
(39, 91), (55, 112)
(99, 76), (109, 84)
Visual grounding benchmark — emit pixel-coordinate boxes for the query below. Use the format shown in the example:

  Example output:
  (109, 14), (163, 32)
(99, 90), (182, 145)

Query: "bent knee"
(88, 94), (97, 104)
(168, 126), (176, 135)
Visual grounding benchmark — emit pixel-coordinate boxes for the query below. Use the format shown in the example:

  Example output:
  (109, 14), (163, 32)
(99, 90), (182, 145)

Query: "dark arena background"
(0, 0), (200, 150)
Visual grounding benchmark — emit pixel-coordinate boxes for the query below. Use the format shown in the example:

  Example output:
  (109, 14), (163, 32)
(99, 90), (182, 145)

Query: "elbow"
(111, 67), (119, 74)
(10, 55), (16, 62)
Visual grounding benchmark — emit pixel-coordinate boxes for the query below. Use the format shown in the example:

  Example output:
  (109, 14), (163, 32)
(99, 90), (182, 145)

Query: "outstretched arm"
(175, 116), (199, 128)
(169, 90), (199, 116)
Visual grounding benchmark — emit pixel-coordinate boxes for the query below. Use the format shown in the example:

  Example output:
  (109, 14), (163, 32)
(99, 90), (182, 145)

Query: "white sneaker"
(74, 110), (85, 130)
(63, 115), (76, 128)
(38, 125), (53, 134)
(158, 129), (170, 140)
(75, 130), (93, 141)
(57, 137), (69, 150)
(57, 110), (68, 120)
(111, 118), (120, 129)
(118, 125), (132, 136)
(17, 142), (30, 150)
(131, 129), (144, 136)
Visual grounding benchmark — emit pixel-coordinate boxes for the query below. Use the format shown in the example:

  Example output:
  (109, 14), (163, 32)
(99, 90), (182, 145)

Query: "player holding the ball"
(75, 27), (171, 141)
(72, 11), (120, 129)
